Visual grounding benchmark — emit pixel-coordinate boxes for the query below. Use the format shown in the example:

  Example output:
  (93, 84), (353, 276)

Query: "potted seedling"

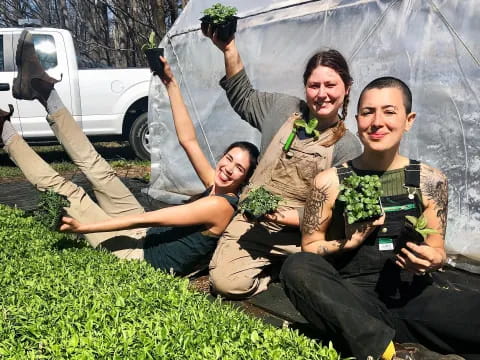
(283, 118), (321, 153)
(142, 31), (164, 76)
(338, 174), (383, 225)
(239, 186), (283, 221)
(395, 214), (437, 252)
(33, 190), (70, 231)
(200, 3), (238, 42)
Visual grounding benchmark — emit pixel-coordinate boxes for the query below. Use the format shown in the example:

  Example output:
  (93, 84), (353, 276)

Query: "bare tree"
(0, 0), (189, 68)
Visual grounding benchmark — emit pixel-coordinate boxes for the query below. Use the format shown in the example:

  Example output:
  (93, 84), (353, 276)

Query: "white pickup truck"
(0, 27), (152, 160)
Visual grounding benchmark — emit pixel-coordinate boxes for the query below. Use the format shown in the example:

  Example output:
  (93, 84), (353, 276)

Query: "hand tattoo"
(303, 184), (329, 235)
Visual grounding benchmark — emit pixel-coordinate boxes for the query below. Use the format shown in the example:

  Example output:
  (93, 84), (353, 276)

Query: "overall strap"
(216, 193), (239, 211)
(404, 159), (421, 188)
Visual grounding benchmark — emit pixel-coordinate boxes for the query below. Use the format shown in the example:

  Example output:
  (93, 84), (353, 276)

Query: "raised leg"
(5, 133), (111, 248)
(12, 29), (144, 218)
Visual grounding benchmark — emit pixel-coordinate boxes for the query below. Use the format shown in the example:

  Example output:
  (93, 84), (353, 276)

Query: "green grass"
(0, 204), (343, 359)
(0, 142), (149, 179)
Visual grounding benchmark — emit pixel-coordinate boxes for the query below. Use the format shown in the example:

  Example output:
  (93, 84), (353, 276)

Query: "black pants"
(280, 252), (480, 360)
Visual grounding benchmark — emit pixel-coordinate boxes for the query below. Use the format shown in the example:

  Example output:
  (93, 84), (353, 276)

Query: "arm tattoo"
(420, 165), (448, 235)
(317, 245), (330, 256)
(303, 184), (329, 235)
(316, 240), (345, 256)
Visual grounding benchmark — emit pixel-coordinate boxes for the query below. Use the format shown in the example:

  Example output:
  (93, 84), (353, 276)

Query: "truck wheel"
(129, 112), (151, 161)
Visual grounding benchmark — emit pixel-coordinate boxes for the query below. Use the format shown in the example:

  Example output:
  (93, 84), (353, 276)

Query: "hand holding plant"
(201, 3), (238, 42)
(264, 209), (300, 227)
(239, 186), (283, 221)
(158, 56), (174, 86)
(142, 30), (165, 76)
(60, 216), (83, 233)
(33, 190), (70, 231)
(345, 213), (385, 249)
(396, 241), (446, 274)
(338, 174), (383, 224)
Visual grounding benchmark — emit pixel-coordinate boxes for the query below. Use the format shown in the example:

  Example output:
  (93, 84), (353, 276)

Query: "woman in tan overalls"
(204, 29), (362, 298)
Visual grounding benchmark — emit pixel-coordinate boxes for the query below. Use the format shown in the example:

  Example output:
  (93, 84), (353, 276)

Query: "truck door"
(10, 30), (74, 139)
(0, 33), (22, 134)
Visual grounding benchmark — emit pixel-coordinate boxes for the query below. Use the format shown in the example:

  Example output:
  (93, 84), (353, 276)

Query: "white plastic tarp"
(147, 0), (480, 268)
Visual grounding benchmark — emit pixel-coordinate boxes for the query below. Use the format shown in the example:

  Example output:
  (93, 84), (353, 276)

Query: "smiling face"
(356, 87), (416, 153)
(214, 147), (251, 193)
(305, 65), (349, 125)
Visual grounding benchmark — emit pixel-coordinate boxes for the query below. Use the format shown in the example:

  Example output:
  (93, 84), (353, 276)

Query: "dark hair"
(186, 141), (259, 203)
(357, 76), (412, 114)
(303, 49), (353, 147)
(223, 141), (259, 181)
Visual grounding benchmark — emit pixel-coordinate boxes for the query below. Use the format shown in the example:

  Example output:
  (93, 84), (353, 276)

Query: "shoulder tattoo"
(420, 165), (448, 235)
(303, 183), (329, 235)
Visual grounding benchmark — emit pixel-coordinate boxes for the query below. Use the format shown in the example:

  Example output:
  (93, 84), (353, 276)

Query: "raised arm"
(205, 29), (296, 132)
(396, 164), (448, 273)
(205, 28), (244, 79)
(302, 168), (383, 255)
(61, 196), (235, 235)
(159, 57), (215, 187)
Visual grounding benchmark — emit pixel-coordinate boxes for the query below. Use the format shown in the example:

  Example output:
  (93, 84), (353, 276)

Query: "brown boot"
(0, 104), (14, 134)
(12, 30), (60, 103)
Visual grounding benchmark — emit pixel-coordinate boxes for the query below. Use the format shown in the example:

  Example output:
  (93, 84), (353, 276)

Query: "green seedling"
(33, 190), (70, 231)
(239, 186), (283, 219)
(294, 118), (320, 138)
(1, 202), (345, 358)
(141, 31), (158, 51)
(283, 118), (320, 152)
(405, 214), (438, 240)
(202, 3), (238, 24)
(339, 174), (383, 224)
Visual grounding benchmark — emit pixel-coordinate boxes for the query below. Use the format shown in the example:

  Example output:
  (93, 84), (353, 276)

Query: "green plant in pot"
(239, 186), (283, 221)
(338, 174), (383, 225)
(33, 190), (70, 231)
(142, 31), (164, 76)
(201, 3), (238, 42)
(395, 214), (437, 252)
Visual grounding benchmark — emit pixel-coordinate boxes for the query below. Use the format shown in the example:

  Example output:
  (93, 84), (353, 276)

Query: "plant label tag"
(378, 237), (394, 251)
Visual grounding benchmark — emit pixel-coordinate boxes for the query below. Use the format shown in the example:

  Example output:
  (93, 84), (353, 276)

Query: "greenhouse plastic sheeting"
(147, 0), (480, 267)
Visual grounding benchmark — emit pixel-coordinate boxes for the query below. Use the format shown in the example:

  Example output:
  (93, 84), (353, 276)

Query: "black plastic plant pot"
(394, 220), (424, 253)
(216, 17), (238, 42)
(144, 47), (164, 76)
(245, 213), (264, 222)
(200, 16), (212, 36)
(200, 16), (238, 42)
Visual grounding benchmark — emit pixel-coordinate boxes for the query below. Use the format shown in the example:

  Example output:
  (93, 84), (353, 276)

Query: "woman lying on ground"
(0, 30), (258, 276)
